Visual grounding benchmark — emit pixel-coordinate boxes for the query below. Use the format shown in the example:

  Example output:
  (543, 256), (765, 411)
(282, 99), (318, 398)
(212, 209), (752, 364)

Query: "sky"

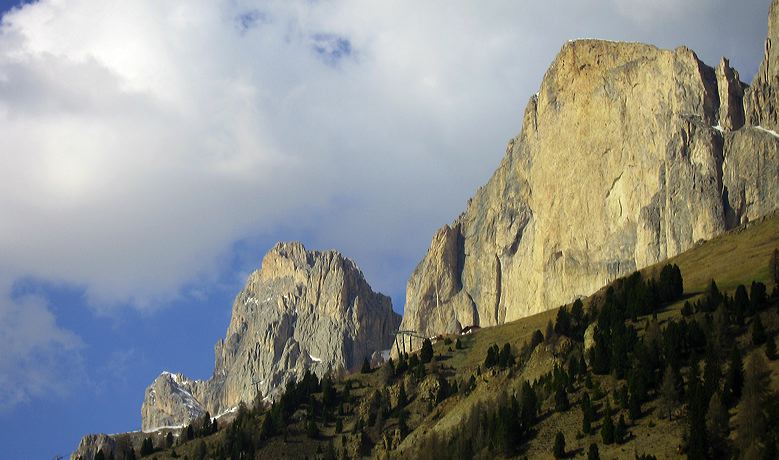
(0, 0), (772, 457)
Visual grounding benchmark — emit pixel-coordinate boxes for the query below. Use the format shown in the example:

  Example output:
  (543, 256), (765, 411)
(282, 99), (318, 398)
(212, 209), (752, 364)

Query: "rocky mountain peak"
(140, 242), (400, 432)
(400, 13), (779, 348)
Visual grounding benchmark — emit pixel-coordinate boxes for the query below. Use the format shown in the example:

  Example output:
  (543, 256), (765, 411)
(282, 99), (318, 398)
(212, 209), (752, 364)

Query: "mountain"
(102, 204), (779, 460)
(140, 242), (401, 432)
(400, 8), (779, 346)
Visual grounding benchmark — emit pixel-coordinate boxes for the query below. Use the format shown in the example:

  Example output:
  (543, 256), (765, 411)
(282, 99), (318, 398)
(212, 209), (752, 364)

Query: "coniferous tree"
(455, 337), (463, 350)
(520, 381), (538, 429)
(614, 414), (627, 444)
(498, 343), (514, 368)
(140, 438), (154, 457)
(734, 284), (749, 324)
(555, 307), (571, 337)
(554, 385), (569, 412)
(751, 281), (768, 311)
(736, 352), (770, 455)
(545, 320), (555, 343)
(587, 443), (600, 460)
(601, 402), (615, 444)
(420, 338), (434, 364)
(531, 329), (544, 348)
(361, 357), (371, 374)
(752, 315), (767, 346)
(397, 383), (408, 409)
(166, 431), (174, 448)
(659, 366), (678, 420)
(553, 431), (566, 458)
(705, 392), (729, 456)
(581, 392), (593, 434)
(628, 391), (641, 421)
(724, 347), (744, 406)
(703, 346), (721, 402)
(398, 409), (409, 437)
(686, 358), (707, 460)
(306, 417), (319, 439)
(766, 335), (777, 360)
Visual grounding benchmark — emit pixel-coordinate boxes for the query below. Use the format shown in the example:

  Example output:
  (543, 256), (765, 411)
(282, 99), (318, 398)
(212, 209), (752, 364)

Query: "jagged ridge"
(140, 242), (401, 431)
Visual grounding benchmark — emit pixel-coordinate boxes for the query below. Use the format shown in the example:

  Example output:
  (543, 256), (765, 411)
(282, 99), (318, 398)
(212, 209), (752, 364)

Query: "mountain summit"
(401, 26), (779, 345)
(141, 242), (400, 431)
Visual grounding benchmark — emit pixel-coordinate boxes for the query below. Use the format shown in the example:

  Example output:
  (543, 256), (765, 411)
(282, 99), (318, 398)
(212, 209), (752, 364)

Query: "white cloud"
(0, 282), (84, 410)
(0, 0), (769, 408)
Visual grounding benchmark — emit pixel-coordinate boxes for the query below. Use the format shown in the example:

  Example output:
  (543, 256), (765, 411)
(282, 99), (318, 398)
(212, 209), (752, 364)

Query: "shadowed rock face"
(140, 242), (400, 431)
(401, 5), (779, 348)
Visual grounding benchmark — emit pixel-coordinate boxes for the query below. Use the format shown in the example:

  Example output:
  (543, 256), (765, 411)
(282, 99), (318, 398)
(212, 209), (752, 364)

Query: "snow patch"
(308, 352), (322, 363)
(142, 424), (184, 433)
(713, 125), (724, 133)
(215, 406), (239, 419)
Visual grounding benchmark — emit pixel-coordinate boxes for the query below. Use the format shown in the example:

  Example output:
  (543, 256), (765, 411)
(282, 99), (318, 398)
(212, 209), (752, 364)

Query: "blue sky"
(0, 0), (772, 458)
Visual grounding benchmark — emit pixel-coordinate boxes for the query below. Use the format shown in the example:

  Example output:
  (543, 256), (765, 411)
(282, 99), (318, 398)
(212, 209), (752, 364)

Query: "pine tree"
(553, 431), (566, 458)
(555, 307), (571, 337)
(587, 443), (600, 460)
(686, 357), (708, 460)
(397, 383), (408, 409)
(361, 357), (371, 373)
(398, 409), (409, 437)
(770, 248), (779, 286)
(455, 337), (463, 350)
(306, 418), (319, 439)
(614, 414), (627, 444)
(520, 381), (538, 428)
(581, 392), (593, 434)
(736, 352), (769, 454)
(751, 281), (768, 311)
(659, 365), (679, 420)
(166, 431), (174, 448)
(766, 335), (777, 360)
(752, 315), (767, 345)
(554, 386), (570, 412)
(420, 338), (434, 363)
(531, 329), (544, 348)
(140, 438), (154, 457)
(724, 347), (744, 406)
(600, 402), (614, 444)
(498, 343), (514, 368)
(545, 320), (555, 343)
(628, 392), (641, 421)
(705, 392), (729, 455)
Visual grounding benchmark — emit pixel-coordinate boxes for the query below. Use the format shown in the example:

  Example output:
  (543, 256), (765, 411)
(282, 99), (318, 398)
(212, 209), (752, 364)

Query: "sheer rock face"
(402, 7), (779, 347)
(140, 242), (400, 431)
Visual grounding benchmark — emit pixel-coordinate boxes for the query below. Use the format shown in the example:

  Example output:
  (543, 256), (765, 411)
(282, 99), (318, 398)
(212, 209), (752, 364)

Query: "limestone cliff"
(401, 9), (779, 346)
(140, 242), (400, 431)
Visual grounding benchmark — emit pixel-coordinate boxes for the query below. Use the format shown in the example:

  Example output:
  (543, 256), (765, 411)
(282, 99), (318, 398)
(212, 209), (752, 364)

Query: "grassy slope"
(145, 213), (779, 459)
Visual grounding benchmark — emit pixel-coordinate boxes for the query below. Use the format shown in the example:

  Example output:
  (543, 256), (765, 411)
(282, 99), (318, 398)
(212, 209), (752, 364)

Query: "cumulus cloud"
(0, 0), (770, 408)
(0, 283), (83, 410)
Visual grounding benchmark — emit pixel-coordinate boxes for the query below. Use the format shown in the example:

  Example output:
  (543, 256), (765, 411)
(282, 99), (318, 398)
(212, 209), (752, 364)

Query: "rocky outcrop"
(401, 4), (779, 347)
(140, 242), (400, 431)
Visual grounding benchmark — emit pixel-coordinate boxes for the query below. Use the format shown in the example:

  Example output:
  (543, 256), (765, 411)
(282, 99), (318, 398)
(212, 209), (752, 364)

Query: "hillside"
(84, 209), (779, 460)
